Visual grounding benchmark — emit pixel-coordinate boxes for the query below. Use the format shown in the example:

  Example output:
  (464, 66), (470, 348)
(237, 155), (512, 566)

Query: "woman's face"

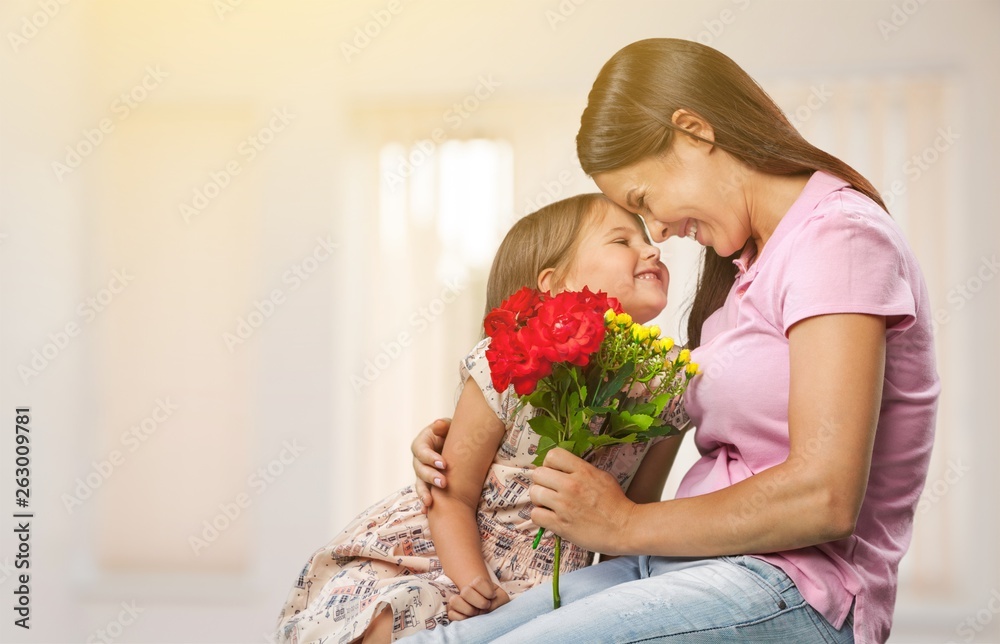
(592, 141), (752, 258)
(557, 202), (668, 325)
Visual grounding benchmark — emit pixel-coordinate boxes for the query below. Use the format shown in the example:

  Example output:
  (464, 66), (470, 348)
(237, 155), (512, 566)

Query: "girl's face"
(555, 203), (669, 324)
(592, 143), (752, 258)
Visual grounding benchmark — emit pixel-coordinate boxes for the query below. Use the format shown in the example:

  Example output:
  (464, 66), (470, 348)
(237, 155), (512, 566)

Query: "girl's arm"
(625, 435), (683, 505)
(529, 312), (885, 556)
(426, 381), (506, 592)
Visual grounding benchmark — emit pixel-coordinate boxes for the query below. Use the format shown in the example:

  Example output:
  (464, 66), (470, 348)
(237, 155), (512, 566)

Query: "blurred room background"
(1, 1), (997, 642)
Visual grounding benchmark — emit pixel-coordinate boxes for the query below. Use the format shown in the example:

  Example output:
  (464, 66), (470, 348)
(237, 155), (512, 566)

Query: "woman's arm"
(426, 383), (506, 592)
(413, 388), (689, 510)
(529, 312), (886, 556)
(412, 418), (451, 508)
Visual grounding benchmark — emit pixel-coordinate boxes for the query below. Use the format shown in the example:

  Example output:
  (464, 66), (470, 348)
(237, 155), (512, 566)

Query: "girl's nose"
(642, 242), (661, 262)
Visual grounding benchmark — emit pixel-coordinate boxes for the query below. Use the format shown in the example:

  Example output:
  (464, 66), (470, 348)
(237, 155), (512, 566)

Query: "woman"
(407, 39), (939, 643)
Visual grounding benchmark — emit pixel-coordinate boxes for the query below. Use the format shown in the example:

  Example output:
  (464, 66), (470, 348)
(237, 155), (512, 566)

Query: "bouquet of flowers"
(484, 286), (697, 608)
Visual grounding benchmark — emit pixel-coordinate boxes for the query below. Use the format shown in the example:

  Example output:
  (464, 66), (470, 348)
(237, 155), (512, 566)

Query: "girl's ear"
(537, 267), (557, 294)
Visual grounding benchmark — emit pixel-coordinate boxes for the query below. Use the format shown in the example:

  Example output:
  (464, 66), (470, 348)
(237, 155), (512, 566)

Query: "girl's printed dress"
(275, 338), (690, 643)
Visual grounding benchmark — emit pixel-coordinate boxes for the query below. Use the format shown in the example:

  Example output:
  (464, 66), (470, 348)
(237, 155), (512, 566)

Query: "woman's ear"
(670, 108), (715, 144)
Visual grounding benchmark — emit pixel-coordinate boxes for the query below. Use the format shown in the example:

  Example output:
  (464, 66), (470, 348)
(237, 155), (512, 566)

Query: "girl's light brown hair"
(484, 193), (647, 330)
(577, 38), (886, 348)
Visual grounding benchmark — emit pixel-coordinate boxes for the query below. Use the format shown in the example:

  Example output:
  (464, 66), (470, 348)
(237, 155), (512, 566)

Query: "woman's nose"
(643, 216), (669, 243)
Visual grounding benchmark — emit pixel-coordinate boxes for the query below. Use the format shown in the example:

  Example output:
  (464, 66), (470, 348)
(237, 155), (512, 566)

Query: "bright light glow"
(379, 138), (513, 281)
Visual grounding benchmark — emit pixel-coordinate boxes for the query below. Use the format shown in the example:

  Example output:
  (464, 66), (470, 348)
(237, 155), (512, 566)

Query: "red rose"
(525, 291), (607, 367)
(499, 287), (544, 322)
(510, 345), (552, 396)
(483, 288), (617, 397)
(576, 286), (622, 317)
(486, 329), (552, 395)
(484, 308), (516, 337)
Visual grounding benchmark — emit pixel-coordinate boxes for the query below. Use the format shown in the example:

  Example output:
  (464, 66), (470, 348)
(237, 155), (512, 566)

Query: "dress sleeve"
(776, 196), (917, 336)
(658, 392), (692, 435)
(458, 337), (516, 424)
(654, 346), (692, 439)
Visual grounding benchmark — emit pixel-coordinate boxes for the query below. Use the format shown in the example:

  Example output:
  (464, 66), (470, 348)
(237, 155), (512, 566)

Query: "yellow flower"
(651, 339), (663, 354)
(678, 349), (691, 364)
(661, 337), (675, 353)
(647, 325), (660, 339)
(631, 324), (649, 341)
(615, 313), (633, 327)
(604, 309), (616, 324)
(685, 363), (699, 376)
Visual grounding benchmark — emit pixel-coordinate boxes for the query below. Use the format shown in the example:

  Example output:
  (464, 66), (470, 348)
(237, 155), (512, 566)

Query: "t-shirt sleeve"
(776, 197), (916, 336)
(459, 337), (516, 424)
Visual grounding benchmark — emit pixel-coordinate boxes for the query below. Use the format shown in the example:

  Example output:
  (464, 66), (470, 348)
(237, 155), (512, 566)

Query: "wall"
(0, 1), (996, 642)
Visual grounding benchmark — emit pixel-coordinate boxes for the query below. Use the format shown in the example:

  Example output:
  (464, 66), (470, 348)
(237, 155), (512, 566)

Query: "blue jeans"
(405, 555), (853, 643)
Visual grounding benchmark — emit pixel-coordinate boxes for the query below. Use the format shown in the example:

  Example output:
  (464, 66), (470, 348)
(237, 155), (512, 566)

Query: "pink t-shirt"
(677, 171), (940, 644)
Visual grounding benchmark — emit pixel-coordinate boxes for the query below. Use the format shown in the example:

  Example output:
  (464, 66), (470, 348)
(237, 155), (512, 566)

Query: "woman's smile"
(685, 220), (699, 241)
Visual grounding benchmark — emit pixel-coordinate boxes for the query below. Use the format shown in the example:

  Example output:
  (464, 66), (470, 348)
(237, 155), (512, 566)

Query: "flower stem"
(553, 535), (561, 608)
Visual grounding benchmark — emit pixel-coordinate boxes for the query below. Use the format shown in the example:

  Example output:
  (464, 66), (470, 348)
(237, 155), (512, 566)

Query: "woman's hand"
(447, 577), (510, 621)
(529, 448), (635, 555)
(411, 418), (451, 510)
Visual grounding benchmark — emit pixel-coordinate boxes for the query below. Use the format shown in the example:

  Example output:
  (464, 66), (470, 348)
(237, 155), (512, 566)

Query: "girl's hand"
(411, 418), (451, 511)
(529, 447), (635, 555)
(447, 577), (510, 621)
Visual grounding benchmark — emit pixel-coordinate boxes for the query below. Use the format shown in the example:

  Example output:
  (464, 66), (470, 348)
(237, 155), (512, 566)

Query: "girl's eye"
(614, 239), (629, 246)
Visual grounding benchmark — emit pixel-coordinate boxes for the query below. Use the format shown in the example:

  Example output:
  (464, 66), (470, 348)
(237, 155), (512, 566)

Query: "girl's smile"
(553, 201), (669, 324)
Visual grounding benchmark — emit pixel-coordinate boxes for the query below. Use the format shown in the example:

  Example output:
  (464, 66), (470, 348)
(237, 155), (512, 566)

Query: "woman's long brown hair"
(577, 38), (886, 348)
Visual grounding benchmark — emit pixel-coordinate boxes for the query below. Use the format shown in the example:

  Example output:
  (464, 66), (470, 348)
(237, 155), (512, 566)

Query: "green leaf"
(528, 415), (562, 441)
(587, 434), (621, 449)
(533, 435), (557, 466)
(629, 402), (656, 416)
(558, 439), (576, 453)
(586, 366), (604, 403)
(627, 413), (655, 431)
(595, 362), (635, 405)
(523, 389), (549, 410)
(643, 424), (679, 437)
(650, 393), (671, 416)
(588, 434), (639, 449)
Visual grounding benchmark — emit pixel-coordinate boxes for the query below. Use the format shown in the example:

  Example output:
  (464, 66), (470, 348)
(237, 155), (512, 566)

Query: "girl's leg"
(486, 555), (852, 643)
(405, 556), (644, 643)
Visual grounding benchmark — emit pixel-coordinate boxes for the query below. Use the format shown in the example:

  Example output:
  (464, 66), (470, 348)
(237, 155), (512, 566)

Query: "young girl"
(274, 193), (690, 643)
